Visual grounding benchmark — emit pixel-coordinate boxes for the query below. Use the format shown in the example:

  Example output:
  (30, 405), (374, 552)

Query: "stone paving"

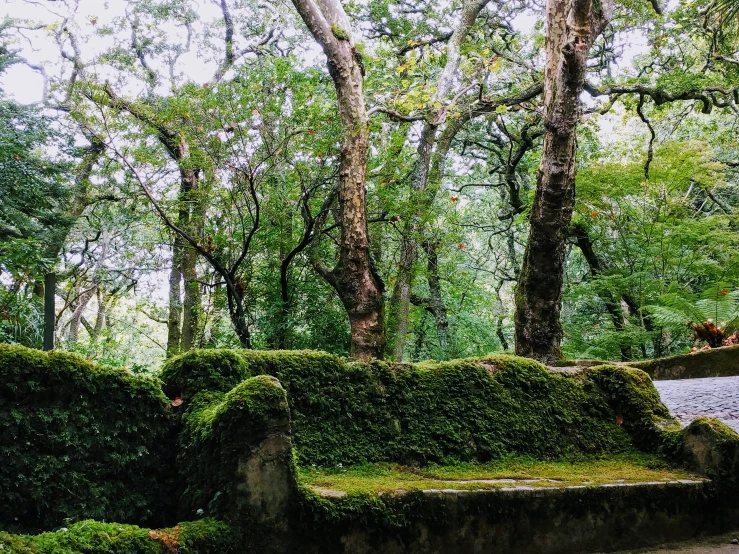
(655, 376), (739, 432)
(604, 532), (739, 553)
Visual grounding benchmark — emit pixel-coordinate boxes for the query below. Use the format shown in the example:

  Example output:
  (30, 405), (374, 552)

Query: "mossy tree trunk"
(514, 0), (614, 364)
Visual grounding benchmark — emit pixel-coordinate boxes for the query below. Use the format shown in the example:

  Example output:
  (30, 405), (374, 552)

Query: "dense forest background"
(1, 0), (738, 370)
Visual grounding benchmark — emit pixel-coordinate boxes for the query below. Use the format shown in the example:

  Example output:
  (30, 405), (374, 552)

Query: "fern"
(646, 283), (739, 347)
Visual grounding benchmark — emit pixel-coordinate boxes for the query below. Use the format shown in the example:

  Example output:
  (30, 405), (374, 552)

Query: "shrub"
(0, 345), (176, 532)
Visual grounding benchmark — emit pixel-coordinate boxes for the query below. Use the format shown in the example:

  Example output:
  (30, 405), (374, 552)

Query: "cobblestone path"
(655, 376), (739, 432)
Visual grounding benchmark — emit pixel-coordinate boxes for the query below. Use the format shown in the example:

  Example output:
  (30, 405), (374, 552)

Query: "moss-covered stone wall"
(162, 350), (678, 468)
(0, 345), (176, 532)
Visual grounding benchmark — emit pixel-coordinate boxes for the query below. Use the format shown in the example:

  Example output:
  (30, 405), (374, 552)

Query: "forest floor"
(300, 453), (701, 496)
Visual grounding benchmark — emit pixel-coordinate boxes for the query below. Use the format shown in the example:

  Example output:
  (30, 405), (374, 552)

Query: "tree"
(513, 0), (616, 364)
(288, 0), (386, 360)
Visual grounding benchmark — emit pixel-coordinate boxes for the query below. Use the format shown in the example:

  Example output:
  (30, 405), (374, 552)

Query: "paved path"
(604, 532), (739, 553)
(655, 376), (739, 432)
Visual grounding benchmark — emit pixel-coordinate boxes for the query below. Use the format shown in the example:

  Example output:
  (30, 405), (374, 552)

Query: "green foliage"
(0, 100), (71, 269)
(0, 519), (233, 554)
(0, 345), (176, 532)
(648, 284), (739, 336)
(164, 349), (676, 471)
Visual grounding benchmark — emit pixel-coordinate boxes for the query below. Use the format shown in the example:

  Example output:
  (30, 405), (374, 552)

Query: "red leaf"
(615, 415), (623, 426)
(171, 397), (184, 407)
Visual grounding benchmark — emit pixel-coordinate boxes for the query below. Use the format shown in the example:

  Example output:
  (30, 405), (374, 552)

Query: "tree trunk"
(276, 214), (294, 350)
(177, 154), (202, 352)
(388, 240), (416, 360)
(290, 0), (385, 360)
(424, 240), (451, 359)
(514, 0), (613, 364)
(166, 238), (183, 357)
(180, 245), (199, 351)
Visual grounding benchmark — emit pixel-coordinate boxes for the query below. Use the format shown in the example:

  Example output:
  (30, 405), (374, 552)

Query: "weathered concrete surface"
(655, 377), (739, 432)
(230, 375), (298, 554)
(554, 346), (739, 381)
(301, 481), (739, 554)
(629, 346), (739, 381)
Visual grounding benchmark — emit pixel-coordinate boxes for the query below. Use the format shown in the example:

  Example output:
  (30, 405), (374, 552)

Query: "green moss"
(177, 376), (293, 518)
(584, 364), (680, 453)
(298, 453), (700, 494)
(330, 22), (350, 40)
(0, 345), (176, 532)
(0, 519), (233, 554)
(164, 350), (674, 469)
(681, 417), (739, 484)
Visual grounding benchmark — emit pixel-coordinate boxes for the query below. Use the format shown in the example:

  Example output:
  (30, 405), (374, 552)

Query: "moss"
(177, 376), (293, 519)
(330, 22), (350, 41)
(0, 345), (176, 532)
(298, 453), (699, 494)
(164, 350), (674, 469)
(584, 364), (680, 453)
(0, 519), (233, 554)
(681, 417), (739, 485)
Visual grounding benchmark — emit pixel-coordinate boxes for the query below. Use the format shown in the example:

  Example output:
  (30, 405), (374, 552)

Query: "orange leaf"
(615, 415), (623, 426)
(171, 397), (184, 407)
(149, 530), (160, 540)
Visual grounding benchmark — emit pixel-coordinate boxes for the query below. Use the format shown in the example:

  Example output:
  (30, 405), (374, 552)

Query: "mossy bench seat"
(4, 345), (739, 553)
(299, 454), (702, 496)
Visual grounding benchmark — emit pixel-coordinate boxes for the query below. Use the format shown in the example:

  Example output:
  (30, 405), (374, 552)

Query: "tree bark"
(166, 237), (183, 357)
(514, 0), (613, 364)
(290, 0), (385, 360)
(424, 240), (451, 358)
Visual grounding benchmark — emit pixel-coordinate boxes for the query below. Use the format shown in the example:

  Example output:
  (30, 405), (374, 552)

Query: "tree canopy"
(1, 0), (738, 368)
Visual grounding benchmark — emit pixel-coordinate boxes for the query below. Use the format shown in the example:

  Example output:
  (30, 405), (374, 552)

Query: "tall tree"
(289, 0), (386, 360)
(514, 0), (616, 364)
